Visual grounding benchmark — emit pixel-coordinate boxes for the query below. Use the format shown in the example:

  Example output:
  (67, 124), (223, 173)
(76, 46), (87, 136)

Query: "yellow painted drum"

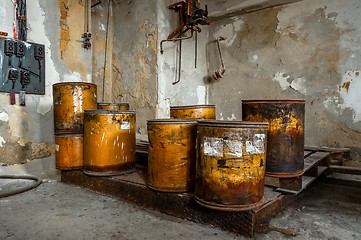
(53, 82), (97, 134)
(83, 110), (136, 176)
(97, 102), (130, 110)
(147, 119), (197, 192)
(55, 134), (83, 170)
(170, 104), (216, 119)
(195, 120), (268, 211)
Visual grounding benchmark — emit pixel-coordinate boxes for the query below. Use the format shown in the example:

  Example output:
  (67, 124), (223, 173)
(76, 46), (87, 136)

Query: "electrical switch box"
(0, 37), (45, 95)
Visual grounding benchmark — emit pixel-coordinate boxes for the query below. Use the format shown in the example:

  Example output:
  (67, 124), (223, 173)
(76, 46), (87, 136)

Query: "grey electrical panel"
(0, 37), (45, 95)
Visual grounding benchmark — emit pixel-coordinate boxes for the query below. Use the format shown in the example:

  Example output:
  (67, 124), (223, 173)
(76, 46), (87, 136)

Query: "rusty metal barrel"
(147, 119), (197, 192)
(83, 110), (136, 176)
(195, 120), (268, 211)
(170, 104), (216, 119)
(97, 102), (130, 111)
(242, 100), (305, 178)
(55, 133), (83, 170)
(53, 82), (97, 134)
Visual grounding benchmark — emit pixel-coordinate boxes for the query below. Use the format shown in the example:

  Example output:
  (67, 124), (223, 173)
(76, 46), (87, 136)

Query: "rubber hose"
(0, 175), (42, 198)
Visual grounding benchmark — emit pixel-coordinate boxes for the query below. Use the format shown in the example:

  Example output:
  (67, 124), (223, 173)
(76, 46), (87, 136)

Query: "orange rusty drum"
(97, 102), (130, 110)
(55, 133), (83, 170)
(53, 82), (97, 134)
(147, 119), (197, 192)
(83, 110), (136, 176)
(170, 104), (216, 119)
(195, 120), (268, 211)
(242, 100), (305, 178)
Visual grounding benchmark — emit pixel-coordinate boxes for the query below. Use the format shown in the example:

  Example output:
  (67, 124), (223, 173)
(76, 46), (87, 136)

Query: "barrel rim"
(55, 133), (84, 137)
(84, 109), (136, 114)
(147, 118), (198, 125)
(53, 82), (97, 87)
(170, 104), (216, 110)
(54, 130), (84, 135)
(197, 119), (268, 128)
(241, 99), (305, 104)
(97, 102), (130, 106)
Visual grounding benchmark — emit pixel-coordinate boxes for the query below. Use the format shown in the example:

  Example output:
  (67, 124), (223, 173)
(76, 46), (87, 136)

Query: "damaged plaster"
(207, 0), (361, 155)
(0, 136), (6, 147)
(0, 1), (91, 164)
(339, 70), (361, 123)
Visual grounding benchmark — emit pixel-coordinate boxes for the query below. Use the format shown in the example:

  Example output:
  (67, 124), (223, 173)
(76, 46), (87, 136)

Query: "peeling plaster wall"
(91, 0), (113, 101)
(156, 0), (209, 118)
(111, 0), (158, 135)
(207, 0), (361, 156)
(0, 1), (91, 164)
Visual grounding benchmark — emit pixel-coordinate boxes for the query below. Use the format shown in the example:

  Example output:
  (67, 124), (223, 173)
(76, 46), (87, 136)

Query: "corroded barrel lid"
(147, 118), (197, 125)
(53, 82), (97, 87)
(170, 104), (216, 110)
(197, 119), (268, 128)
(97, 102), (129, 106)
(242, 99), (305, 104)
(84, 110), (136, 114)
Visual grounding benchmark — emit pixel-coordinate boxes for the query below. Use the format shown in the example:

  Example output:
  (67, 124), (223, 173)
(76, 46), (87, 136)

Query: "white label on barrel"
(204, 137), (223, 157)
(224, 140), (243, 157)
(246, 134), (266, 154)
(55, 144), (59, 152)
(120, 121), (130, 130)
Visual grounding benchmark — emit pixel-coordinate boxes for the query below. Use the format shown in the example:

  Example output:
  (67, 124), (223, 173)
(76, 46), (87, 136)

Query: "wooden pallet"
(265, 146), (351, 194)
(61, 169), (300, 238)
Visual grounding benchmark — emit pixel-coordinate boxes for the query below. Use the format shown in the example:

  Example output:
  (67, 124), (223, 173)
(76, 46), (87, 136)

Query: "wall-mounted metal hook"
(212, 36), (226, 80)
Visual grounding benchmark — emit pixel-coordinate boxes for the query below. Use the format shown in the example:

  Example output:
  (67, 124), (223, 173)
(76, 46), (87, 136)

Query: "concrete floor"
(0, 159), (361, 240)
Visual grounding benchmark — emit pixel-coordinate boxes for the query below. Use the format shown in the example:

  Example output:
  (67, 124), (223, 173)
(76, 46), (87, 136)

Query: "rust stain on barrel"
(242, 100), (305, 178)
(170, 104), (216, 119)
(195, 120), (268, 211)
(83, 110), (136, 173)
(53, 82), (97, 133)
(147, 119), (197, 192)
(55, 134), (83, 170)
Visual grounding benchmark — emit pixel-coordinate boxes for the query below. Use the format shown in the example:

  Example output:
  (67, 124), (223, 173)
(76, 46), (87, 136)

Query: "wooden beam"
(329, 165), (361, 175)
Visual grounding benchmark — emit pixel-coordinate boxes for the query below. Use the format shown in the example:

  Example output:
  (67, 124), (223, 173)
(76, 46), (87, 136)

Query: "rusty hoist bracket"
(160, 0), (209, 85)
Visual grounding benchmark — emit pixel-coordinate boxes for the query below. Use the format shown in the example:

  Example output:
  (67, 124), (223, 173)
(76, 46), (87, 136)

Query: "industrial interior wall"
(91, 0), (113, 102)
(95, 0), (158, 135)
(0, 0), (91, 165)
(156, 0), (209, 118)
(207, 0), (361, 158)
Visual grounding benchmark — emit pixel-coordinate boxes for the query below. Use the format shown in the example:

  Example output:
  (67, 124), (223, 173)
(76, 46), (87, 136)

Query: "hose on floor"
(0, 175), (42, 198)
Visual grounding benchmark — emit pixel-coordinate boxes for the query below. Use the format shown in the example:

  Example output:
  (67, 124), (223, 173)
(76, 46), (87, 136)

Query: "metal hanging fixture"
(160, 0), (209, 85)
(212, 37), (226, 80)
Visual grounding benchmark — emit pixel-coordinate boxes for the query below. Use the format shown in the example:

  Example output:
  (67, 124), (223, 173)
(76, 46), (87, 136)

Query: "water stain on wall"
(208, 3), (361, 155)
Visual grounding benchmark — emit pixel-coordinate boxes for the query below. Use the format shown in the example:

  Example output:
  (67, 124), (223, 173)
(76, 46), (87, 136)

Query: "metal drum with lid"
(147, 119), (197, 192)
(97, 102), (130, 111)
(53, 82), (97, 134)
(55, 133), (83, 170)
(242, 100), (305, 178)
(170, 104), (216, 119)
(195, 120), (268, 211)
(83, 110), (136, 176)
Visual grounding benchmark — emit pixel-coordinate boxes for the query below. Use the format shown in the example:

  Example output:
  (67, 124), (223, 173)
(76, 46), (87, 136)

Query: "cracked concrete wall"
(207, 0), (361, 157)
(91, 1), (158, 134)
(91, 0), (113, 102)
(0, 0), (91, 164)
(111, 0), (158, 135)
